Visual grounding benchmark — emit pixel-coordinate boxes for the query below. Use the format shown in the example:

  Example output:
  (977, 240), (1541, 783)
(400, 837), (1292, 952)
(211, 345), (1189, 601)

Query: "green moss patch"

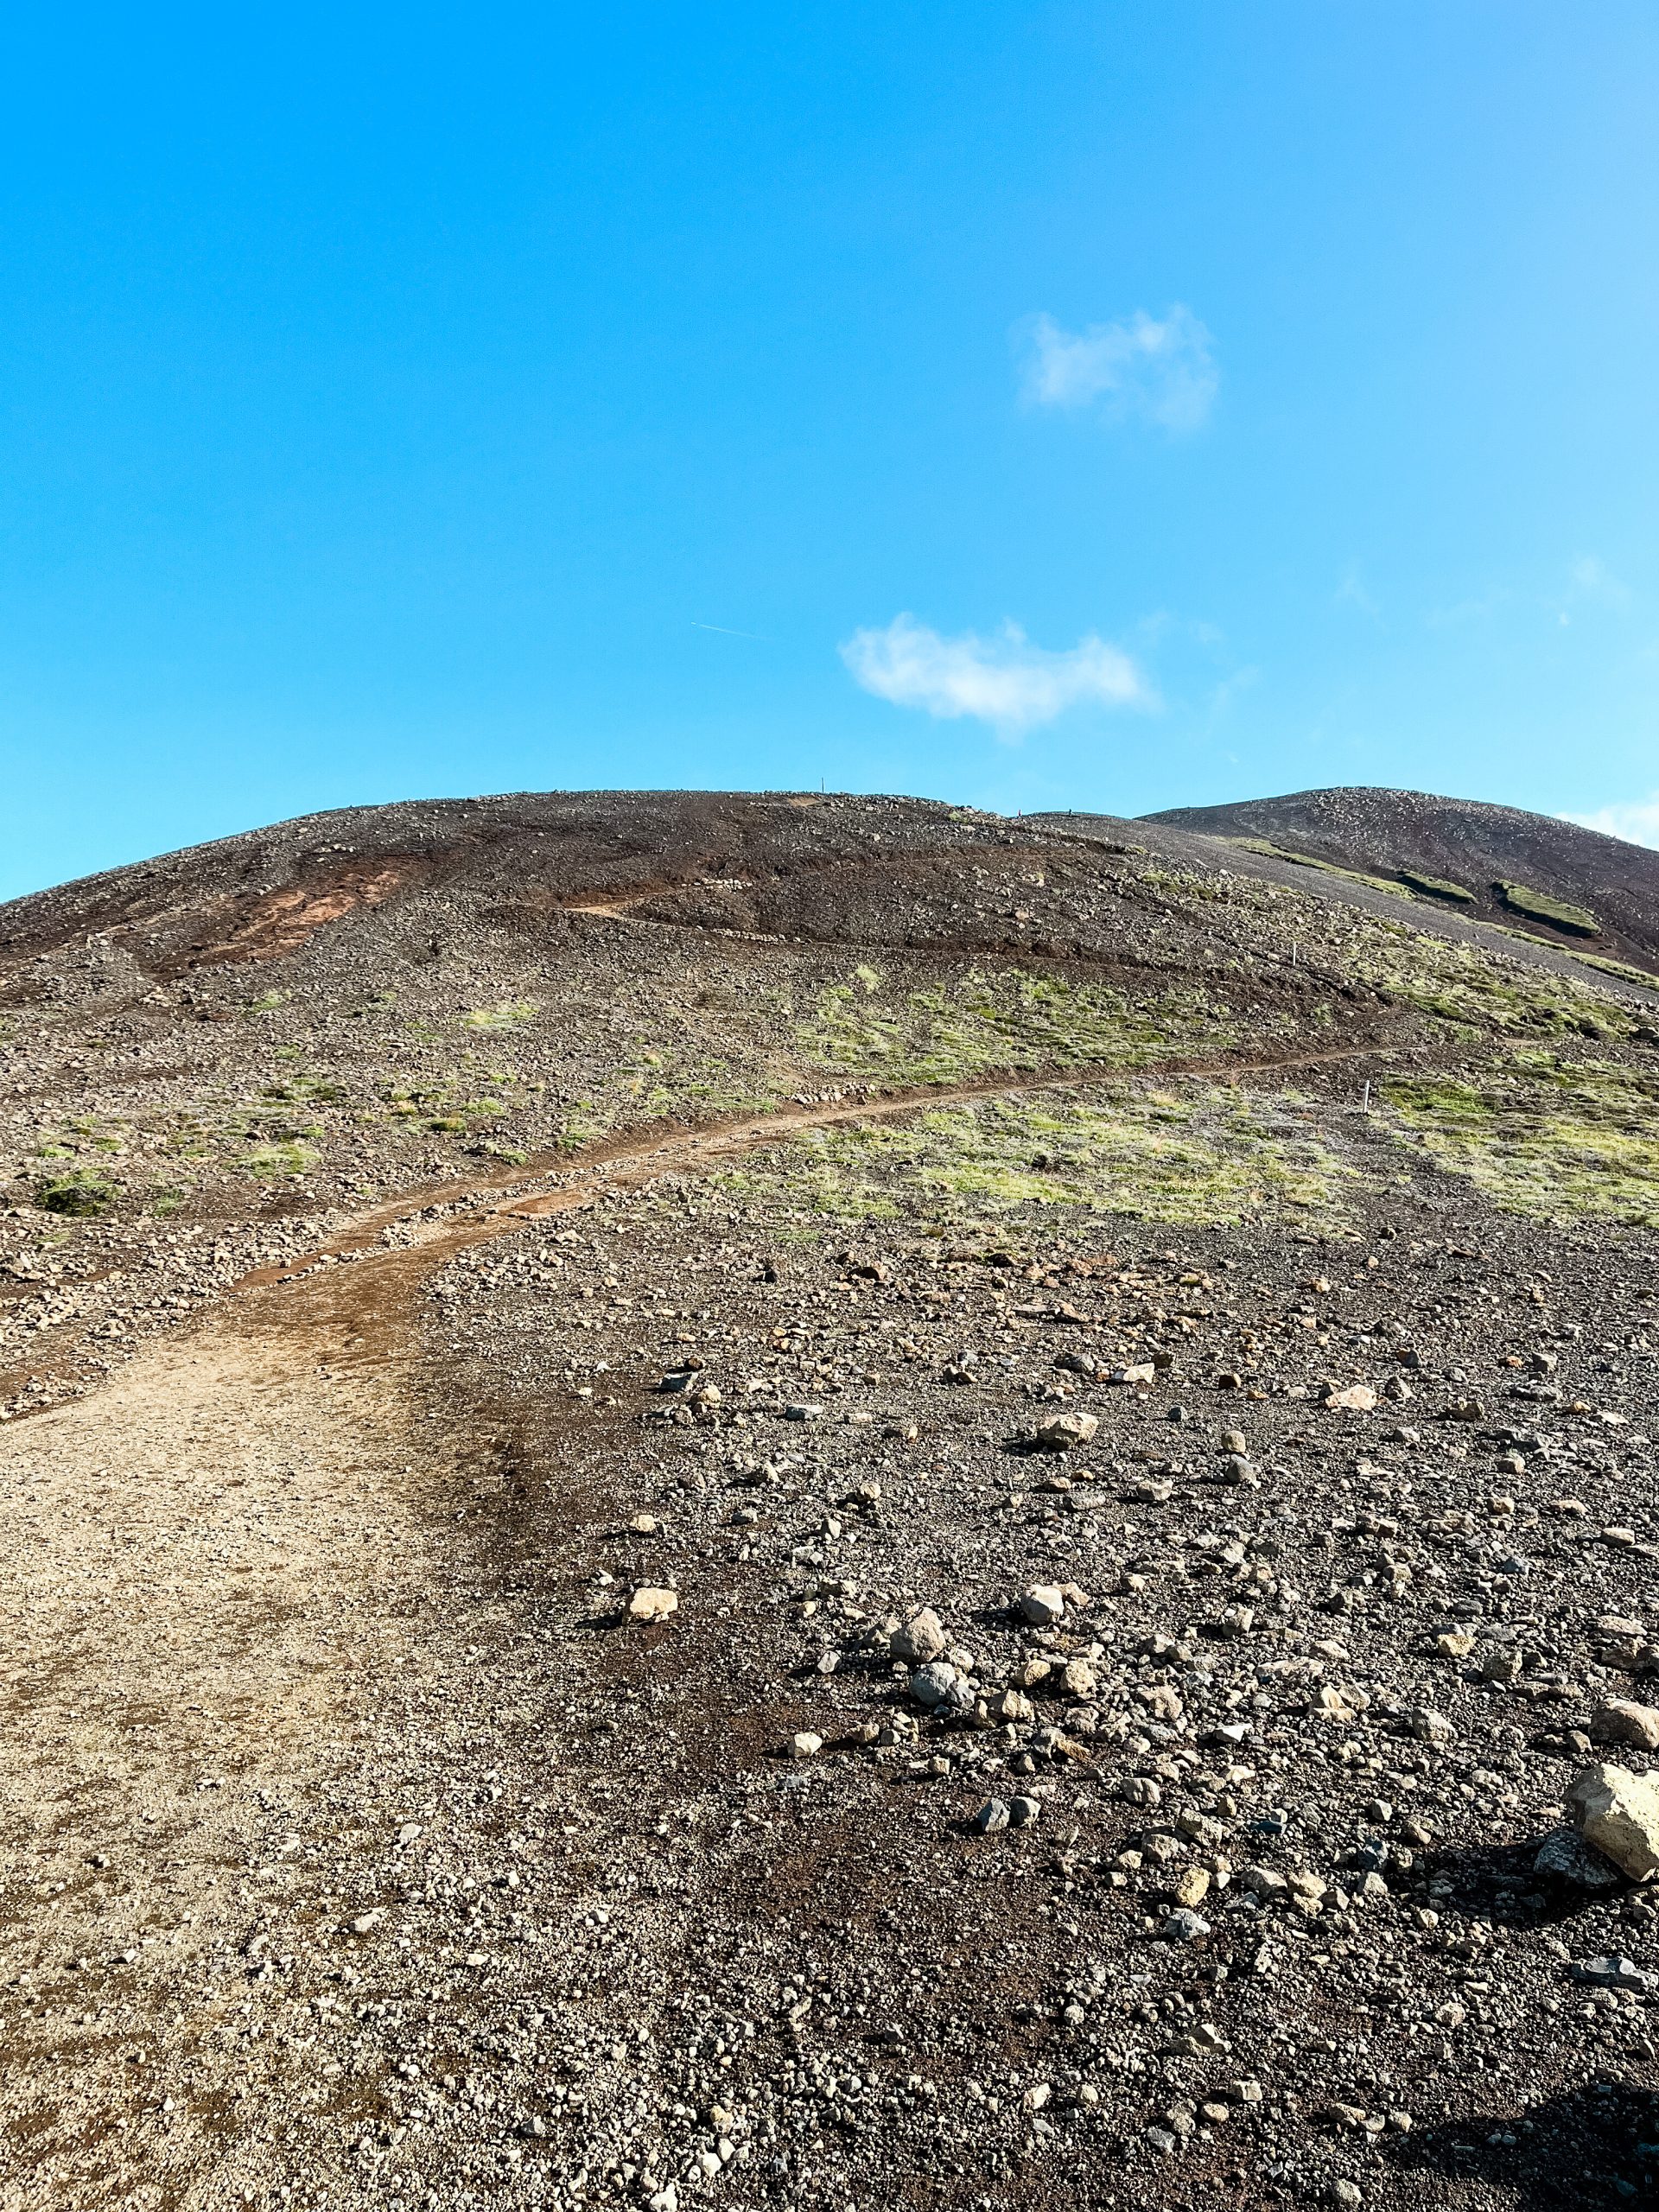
(1229, 841), (1414, 899)
(721, 1084), (1363, 1230)
(1383, 1055), (1659, 1224)
(35, 1168), (118, 1217)
(1342, 919), (1643, 1041)
(798, 967), (1251, 1086)
(1399, 871), (1474, 904)
(1496, 883), (1599, 938)
(241, 1140), (318, 1179)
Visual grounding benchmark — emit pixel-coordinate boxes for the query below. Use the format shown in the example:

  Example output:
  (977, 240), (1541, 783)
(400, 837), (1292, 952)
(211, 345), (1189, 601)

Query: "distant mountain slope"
(1142, 785), (1659, 970)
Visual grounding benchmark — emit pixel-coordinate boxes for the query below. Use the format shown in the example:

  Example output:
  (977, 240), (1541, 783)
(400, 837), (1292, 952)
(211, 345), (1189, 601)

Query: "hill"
(1141, 785), (1659, 974)
(4, 788), (1659, 2211)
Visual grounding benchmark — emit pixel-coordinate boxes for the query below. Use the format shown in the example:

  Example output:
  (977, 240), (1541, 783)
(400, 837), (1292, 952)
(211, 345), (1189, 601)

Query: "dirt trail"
(243, 1039), (1389, 1293)
(0, 1261), (441, 2210)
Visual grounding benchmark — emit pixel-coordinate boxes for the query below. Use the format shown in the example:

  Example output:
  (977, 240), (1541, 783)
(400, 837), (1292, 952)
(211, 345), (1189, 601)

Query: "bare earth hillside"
(4, 788), (1659, 2212)
(1141, 788), (1659, 976)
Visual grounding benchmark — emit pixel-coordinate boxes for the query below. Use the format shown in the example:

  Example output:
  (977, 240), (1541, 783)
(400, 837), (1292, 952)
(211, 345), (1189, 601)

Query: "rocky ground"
(1142, 788), (1659, 976)
(3, 790), (1659, 2211)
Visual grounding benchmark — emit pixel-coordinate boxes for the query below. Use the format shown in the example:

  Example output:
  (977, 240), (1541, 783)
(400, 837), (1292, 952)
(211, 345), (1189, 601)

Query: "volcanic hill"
(1142, 787), (1659, 974)
(3, 786), (1659, 2212)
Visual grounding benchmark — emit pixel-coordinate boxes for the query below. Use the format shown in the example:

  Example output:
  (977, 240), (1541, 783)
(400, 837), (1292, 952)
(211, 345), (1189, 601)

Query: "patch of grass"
(799, 967), (1249, 1085)
(35, 1168), (118, 1217)
(245, 990), (289, 1015)
(1230, 840), (1415, 899)
(1400, 870), (1474, 904)
(462, 1001), (539, 1031)
(34, 1114), (129, 1165)
(261, 1074), (346, 1105)
(1496, 882), (1599, 938)
(1570, 950), (1659, 988)
(553, 1109), (608, 1152)
(241, 1140), (317, 1179)
(1383, 1054), (1659, 1224)
(1346, 919), (1643, 1040)
(721, 1085), (1363, 1230)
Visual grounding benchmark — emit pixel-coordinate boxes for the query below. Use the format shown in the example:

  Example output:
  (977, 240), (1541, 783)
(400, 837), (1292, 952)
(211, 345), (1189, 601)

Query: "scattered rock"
(1572, 1955), (1651, 1991)
(1162, 1907), (1211, 1942)
(1321, 1383), (1377, 1413)
(1534, 1827), (1620, 1891)
(910, 1661), (973, 1713)
(1591, 1699), (1659, 1753)
(1032, 1411), (1099, 1450)
(1019, 1583), (1066, 1627)
(1568, 1762), (1659, 1880)
(891, 1608), (947, 1665)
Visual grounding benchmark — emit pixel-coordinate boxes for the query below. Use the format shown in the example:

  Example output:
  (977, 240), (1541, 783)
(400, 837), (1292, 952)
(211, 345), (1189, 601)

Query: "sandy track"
(0, 1267), (435, 2209)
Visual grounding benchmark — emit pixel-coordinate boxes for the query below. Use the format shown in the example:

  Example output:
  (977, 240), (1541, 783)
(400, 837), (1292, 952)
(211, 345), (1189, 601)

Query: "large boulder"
(1568, 1762), (1659, 1881)
(891, 1608), (947, 1665)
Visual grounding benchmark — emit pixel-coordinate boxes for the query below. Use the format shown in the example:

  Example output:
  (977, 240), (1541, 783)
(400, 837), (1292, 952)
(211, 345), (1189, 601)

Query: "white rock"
(891, 1608), (947, 1665)
(1032, 1411), (1099, 1451)
(1019, 1584), (1066, 1627)
(629, 1586), (679, 1622)
(1569, 1761), (1659, 1881)
(1322, 1383), (1378, 1412)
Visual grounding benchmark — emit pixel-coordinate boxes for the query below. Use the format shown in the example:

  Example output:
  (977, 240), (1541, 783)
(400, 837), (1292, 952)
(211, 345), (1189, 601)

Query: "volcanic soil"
(3, 787), (1659, 2212)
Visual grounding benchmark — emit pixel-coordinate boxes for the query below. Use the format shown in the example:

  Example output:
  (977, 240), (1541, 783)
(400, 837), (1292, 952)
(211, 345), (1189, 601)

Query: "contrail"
(691, 621), (769, 641)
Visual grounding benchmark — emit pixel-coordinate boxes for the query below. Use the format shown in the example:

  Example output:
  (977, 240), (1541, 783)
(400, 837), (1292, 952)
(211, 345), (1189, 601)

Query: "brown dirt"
(0, 1263), (435, 2209)
(175, 860), (425, 970)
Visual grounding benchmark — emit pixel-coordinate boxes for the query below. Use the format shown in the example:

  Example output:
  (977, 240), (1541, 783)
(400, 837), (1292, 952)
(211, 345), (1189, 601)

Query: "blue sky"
(3, 3), (1657, 897)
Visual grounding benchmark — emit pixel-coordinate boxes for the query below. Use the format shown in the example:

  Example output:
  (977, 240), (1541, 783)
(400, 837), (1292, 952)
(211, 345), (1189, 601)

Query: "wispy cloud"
(1017, 306), (1217, 432)
(1563, 794), (1659, 849)
(840, 614), (1153, 736)
(1556, 555), (1633, 626)
(1427, 586), (1511, 630)
(1335, 564), (1381, 620)
(1427, 557), (1637, 632)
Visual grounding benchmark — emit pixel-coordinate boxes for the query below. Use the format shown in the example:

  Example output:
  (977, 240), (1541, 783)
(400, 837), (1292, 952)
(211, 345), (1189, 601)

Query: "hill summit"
(1143, 785), (1659, 969)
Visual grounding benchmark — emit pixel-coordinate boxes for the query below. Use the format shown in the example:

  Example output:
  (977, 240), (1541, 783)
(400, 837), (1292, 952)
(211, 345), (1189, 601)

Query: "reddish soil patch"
(181, 858), (424, 968)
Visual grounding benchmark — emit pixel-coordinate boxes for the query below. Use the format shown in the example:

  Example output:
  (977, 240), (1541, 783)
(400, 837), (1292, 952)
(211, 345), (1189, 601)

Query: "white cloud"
(1563, 795), (1659, 849)
(1019, 306), (1217, 431)
(840, 613), (1153, 735)
(1426, 586), (1510, 630)
(1335, 564), (1381, 620)
(1568, 554), (1632, 609)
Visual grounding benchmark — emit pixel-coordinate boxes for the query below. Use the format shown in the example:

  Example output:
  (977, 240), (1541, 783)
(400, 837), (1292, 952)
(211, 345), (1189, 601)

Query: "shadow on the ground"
(1418, 1833), (1631, 1928)
(1382, 2080), (1659, 2206)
